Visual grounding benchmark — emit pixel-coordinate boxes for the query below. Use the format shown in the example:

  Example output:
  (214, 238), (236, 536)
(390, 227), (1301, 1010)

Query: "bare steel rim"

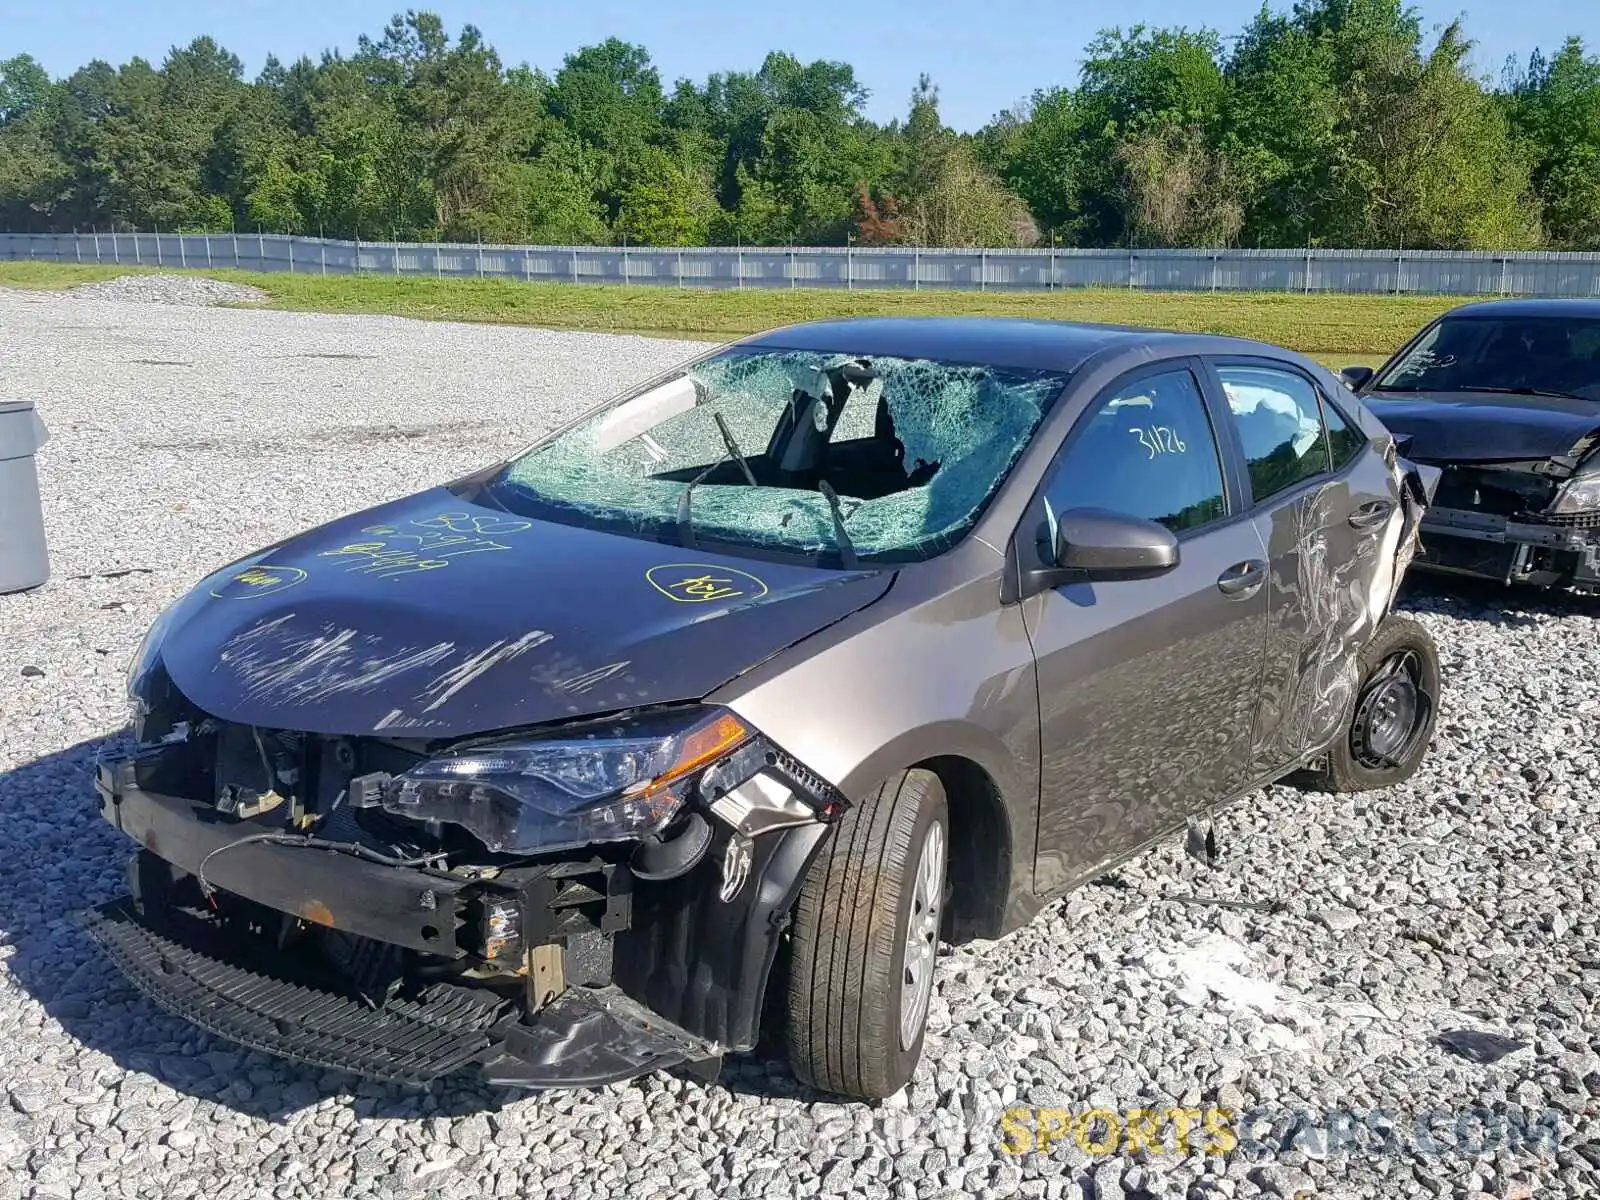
(899, 818), (945, 1051)
(1350, 647), (1434, 770)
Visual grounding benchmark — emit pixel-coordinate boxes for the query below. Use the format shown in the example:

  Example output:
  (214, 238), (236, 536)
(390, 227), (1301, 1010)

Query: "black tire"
(1298, 614), (1440, 793)
(786, 768), (948, 1100)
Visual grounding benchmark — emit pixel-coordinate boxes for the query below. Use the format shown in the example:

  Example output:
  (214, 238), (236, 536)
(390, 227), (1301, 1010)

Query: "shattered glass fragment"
(1436, 1029), (1529, 1064)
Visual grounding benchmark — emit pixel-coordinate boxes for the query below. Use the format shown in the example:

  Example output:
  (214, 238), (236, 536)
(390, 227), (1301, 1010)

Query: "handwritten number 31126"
(1129, 425), (1186, 459)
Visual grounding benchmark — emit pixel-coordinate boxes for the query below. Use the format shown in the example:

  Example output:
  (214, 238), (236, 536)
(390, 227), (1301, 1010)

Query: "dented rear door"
(1204, 359), (1404, 776)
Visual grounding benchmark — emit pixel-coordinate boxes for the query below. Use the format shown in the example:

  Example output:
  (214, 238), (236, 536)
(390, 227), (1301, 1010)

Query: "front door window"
(1044, 368), (1226, 534)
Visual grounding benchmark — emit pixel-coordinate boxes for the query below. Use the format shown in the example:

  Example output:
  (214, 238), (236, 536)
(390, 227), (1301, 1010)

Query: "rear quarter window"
(1321, 393), (1368, 470)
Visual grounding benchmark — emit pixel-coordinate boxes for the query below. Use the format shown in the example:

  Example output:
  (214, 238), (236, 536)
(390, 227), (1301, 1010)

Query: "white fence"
(5, 231), (1600, 296)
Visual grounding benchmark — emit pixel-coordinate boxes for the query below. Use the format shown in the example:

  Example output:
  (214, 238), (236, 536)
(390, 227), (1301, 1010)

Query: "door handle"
(1348, 500), (1395, 530)
(1216, 559), (1267, 599)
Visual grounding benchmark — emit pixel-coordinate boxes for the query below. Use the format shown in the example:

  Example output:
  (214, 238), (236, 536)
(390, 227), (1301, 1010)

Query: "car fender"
(710, 549), (1042, 924)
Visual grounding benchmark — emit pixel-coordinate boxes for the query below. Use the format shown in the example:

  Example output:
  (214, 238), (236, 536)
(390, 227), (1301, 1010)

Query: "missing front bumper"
(1416, 507), (1600, 591)
(93, 743), (836, 1086)
(83, 898), (718, 1088)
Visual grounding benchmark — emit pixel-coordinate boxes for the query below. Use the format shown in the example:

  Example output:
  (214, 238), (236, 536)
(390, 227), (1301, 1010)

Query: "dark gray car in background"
(95, 317), (1441, 1101)
(1343, 298), (1600, 592)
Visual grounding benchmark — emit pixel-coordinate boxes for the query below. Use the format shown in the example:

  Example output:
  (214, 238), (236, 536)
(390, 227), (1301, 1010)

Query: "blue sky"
(3, 0), (1590, 130)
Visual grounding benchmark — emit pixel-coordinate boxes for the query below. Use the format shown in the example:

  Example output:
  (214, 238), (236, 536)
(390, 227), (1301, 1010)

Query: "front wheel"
(786, 768), (948, 1100)
(1298, 614), (1440, 793)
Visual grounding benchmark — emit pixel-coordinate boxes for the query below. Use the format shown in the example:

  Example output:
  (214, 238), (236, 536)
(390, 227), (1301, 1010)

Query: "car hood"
(158, 487), (894, 738)
(1365, 391), (1600, 463)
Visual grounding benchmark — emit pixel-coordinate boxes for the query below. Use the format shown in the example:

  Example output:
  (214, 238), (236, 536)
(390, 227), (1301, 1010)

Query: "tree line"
(1, 1), (1596, 250)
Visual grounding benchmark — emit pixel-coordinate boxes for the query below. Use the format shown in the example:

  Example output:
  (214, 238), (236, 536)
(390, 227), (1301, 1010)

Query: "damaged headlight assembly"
(374, 708), (844, 881)
(1550, 472), (1600, 515)
(125, 600), (180, 716)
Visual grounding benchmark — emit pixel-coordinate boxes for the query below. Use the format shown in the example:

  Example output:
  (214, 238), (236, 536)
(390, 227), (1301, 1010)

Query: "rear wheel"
(786, 768), (947, 1100)
(1299, 615), (1440, 793)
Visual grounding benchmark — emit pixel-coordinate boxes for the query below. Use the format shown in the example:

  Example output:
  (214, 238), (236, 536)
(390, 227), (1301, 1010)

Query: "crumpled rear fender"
(1365, 454), (1437, 628)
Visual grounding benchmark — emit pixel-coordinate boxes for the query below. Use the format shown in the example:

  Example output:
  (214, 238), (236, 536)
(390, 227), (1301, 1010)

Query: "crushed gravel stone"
(66, 272), (269, 307)
(0, 288), (1597, 1200)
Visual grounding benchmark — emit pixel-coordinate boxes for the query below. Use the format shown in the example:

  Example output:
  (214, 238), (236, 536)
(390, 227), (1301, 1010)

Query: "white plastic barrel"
(0, 401), (50, 593)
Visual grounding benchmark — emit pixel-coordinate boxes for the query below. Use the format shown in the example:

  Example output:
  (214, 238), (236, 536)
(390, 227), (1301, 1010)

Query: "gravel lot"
(1, 280), (1597, 1200)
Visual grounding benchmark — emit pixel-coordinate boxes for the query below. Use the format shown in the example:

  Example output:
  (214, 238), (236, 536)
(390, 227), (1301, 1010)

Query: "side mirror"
(1339, 365), (1375, 391)
(1038, 507), (1180, 585)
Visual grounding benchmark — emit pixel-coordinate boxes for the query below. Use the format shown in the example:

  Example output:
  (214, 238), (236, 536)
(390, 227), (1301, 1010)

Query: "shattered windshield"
(1374, 316), (1600, 401)
(488, 348), (1067, 564)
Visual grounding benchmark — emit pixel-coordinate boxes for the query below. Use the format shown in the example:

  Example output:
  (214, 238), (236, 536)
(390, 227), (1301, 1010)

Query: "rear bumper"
(1415, 507), (1600, 591)
(84, 899), (713, 1087)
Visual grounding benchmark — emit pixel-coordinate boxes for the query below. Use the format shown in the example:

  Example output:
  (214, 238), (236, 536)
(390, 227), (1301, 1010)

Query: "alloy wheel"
(899, 819), (945, 1051)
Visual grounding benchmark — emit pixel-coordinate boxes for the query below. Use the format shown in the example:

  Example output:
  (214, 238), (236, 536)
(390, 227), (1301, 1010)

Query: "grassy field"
(0, 259), (1459, 365)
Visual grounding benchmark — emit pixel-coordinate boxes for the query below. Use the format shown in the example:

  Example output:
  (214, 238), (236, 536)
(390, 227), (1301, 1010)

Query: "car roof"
(736, 316), (1301, 374)
(1437, 298), (1600, 319)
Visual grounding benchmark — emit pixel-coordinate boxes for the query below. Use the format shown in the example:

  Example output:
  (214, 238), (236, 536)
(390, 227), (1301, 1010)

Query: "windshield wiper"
(1458, 385), (1590, 402)
(713, 412), (759, 486)
(817, 481), (859, 569)
(675, 419), (763, 548)
(675, 451), (733, 550)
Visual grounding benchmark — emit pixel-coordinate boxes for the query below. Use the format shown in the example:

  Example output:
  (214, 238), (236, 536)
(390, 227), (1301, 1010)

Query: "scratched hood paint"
(158, 488), (894, 738)
(1365, 391), (1600, 463)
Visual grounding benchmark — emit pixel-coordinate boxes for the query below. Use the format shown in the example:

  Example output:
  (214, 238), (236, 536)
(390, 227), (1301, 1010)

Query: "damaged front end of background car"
(92, 650), (848, 1089)
(1406, 425), (1600, 592)
(1351, 302), (1600, 593)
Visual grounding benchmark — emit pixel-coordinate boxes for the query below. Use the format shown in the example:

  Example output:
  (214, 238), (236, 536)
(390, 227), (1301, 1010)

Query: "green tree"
(1224, 3), (1349, 244)
(1076, 26), (1230, 243)
(691, 52), (888, 242)
(0, 115), (64, 230)
(1225, 0), (1537, 247)
(895, 75), (949, 205)
(543, 38), (665, 224)
(1337, 20), (1539, 247)
(0, 6), (1586, 248)
(616, 143), (718, 244)
(981, 89), (1089, 242)
(0, 55), (63, 229)
(277, 54), (427, 236)
(1116, 124), (1245, 245)
(1509, 38), (1600, 248)
(0, 54), (51, 124)
(1078, 25), (1229, 132)
(488, 154), (608, 244)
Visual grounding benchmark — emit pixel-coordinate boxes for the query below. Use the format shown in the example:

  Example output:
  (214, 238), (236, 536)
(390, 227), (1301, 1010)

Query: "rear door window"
(1216, 365), (1333, 503)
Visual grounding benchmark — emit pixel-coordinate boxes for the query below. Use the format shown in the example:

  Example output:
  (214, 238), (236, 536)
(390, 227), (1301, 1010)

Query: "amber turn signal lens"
(649, 711), (750, 793)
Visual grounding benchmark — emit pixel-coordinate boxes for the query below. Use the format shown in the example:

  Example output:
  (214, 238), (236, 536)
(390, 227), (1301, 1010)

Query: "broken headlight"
(126, 601), (180, 718)
(381, 708), (753, 855)
(1551, 473), (1600, 515)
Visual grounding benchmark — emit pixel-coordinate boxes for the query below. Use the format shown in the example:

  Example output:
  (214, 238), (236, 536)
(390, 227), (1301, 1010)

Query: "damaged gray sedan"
(94, 318), (1440, 1101)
